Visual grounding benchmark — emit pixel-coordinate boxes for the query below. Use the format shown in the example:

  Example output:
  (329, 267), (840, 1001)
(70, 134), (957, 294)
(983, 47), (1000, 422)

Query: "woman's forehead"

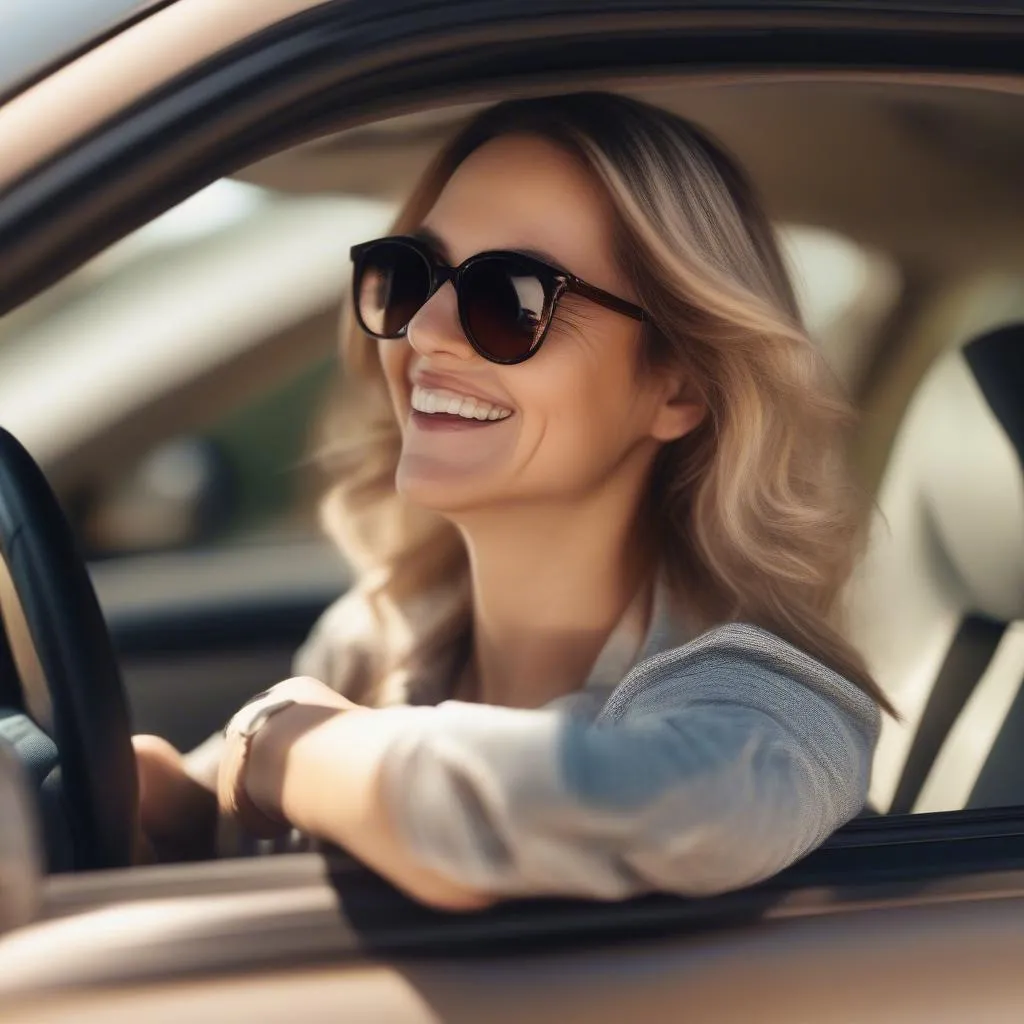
(422, 134), (623, 286)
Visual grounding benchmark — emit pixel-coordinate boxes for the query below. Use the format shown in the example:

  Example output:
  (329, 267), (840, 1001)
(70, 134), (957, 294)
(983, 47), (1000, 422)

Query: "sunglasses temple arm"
(568, 279), (647, 322)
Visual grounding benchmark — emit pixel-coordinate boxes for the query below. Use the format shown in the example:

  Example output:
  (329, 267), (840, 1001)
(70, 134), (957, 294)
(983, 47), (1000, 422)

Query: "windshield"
(0, 0), (169, 101)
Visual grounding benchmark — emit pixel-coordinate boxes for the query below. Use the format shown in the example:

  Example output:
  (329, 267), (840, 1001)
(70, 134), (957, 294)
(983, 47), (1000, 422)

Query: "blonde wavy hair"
(314, 92), (891, 714)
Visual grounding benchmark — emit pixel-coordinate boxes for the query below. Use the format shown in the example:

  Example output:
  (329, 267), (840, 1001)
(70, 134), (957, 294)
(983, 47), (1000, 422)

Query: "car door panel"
(6, 830), (1024, 1022)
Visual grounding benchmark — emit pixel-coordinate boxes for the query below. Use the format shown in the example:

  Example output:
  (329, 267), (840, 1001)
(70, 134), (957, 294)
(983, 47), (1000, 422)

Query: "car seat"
(848, 323), (1024, 815)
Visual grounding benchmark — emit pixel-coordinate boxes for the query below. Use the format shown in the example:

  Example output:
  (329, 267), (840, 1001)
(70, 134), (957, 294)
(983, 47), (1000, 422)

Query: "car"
(0, 1), (1023, 1020)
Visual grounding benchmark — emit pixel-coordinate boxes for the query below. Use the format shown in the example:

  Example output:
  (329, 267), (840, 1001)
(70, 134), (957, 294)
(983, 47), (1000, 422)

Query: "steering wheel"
(0, 427), (136, 871)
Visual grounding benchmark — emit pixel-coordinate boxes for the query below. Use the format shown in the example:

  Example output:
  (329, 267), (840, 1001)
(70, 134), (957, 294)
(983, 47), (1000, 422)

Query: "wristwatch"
(223, 692), (299, 838)
(225, 692), (299, 742)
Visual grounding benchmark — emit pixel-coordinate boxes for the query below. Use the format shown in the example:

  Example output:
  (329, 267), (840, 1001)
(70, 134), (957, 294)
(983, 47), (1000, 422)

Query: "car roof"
(3, 0), (1024, 193)
(0, 1), (174, 103)
(1, 0), (1023, 312)
(3, 0), (1024, 102)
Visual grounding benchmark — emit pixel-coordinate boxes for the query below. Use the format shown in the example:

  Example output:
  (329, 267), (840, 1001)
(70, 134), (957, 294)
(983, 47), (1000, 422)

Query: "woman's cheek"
(378, 336), (407, 378)
(378, 343), (410, 423)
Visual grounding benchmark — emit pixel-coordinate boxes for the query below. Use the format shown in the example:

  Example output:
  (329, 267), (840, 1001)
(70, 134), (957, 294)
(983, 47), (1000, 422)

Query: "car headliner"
(239, 75), (1024, 280)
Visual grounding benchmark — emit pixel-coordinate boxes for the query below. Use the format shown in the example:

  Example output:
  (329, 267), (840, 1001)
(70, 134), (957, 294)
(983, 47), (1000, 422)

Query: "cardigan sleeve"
(373, 624), (880, 899)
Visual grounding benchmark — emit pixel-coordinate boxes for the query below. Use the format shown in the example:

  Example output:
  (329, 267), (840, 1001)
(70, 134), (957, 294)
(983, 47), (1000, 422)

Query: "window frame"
(2, 0), (1024, 919)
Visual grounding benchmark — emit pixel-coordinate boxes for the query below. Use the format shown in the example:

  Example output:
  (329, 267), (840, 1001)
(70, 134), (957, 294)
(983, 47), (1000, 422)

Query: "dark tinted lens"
(356, 241), (431, 337)
(460, 258), (549, 362)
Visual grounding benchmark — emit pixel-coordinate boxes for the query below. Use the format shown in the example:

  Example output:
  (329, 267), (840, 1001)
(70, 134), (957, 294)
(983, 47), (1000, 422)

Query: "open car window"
(0, 182), (393, 558)
(4, 64), (1022, 829)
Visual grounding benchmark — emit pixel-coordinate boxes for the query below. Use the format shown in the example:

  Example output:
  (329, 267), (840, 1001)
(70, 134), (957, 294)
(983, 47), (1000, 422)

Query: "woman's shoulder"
(604, 620), (881, 745)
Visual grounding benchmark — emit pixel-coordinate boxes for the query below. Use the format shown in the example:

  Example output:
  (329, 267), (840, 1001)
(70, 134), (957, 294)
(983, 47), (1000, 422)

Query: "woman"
(134, 92), (888, 909)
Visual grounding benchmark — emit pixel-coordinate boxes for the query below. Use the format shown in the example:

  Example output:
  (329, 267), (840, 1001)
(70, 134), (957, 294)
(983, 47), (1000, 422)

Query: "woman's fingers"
(133, 734), (217, 862)
(131, 679), (357, 863)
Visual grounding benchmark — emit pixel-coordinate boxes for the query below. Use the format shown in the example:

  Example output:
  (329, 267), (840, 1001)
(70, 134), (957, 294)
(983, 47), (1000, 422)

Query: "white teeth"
(410, 385), (512, 422)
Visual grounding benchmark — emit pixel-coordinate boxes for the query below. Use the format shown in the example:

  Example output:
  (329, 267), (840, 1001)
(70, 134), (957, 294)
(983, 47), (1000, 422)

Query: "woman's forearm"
(245, 704), (493, 910)
(233, 637), (873, 906)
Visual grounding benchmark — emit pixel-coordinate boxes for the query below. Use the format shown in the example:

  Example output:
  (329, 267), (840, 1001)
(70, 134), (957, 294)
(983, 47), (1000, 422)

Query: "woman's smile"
(397, 364), (520, 489)
(409, 384), (514, 425)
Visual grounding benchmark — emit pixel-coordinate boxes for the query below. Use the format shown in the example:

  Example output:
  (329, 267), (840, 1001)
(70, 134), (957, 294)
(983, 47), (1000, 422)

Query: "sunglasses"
(350, 235), (648, 365)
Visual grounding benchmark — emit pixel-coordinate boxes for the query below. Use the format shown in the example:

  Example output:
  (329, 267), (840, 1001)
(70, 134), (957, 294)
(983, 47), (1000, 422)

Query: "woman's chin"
(395, 458), (503, 516)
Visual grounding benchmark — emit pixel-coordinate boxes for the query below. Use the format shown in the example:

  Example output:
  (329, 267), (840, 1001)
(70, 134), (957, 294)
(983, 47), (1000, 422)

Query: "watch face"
(242, 698), (298, 738)
(225, 697), (297, 739)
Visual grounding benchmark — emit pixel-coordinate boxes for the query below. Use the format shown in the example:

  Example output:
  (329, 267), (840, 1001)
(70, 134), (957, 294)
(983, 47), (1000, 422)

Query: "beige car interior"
(1, 0), (1024, 1015)
(855, 326), (1024, 814)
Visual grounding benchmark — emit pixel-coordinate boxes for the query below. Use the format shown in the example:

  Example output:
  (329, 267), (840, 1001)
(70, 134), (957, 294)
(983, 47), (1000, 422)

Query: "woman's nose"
(406, 281), (475, 362)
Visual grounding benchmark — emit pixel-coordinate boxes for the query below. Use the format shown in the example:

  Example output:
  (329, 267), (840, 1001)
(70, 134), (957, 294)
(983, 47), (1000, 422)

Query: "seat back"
(849, 324), (1024, 813)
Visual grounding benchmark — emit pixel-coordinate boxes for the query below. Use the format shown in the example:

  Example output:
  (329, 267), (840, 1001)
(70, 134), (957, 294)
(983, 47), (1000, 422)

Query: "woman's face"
(377, 133), (701, 517)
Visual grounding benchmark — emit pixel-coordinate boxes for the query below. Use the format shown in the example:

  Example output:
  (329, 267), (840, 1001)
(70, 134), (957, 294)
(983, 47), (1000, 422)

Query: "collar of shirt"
(548, 572), (691, 713)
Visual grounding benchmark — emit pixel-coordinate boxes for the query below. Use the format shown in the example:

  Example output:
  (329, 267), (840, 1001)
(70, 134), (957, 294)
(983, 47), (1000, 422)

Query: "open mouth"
(410, 385), (513, 427)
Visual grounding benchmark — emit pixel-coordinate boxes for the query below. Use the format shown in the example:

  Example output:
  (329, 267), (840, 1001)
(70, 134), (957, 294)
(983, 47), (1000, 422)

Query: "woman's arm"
(226, 626), (879, 905)
(239, 700), (493, 909)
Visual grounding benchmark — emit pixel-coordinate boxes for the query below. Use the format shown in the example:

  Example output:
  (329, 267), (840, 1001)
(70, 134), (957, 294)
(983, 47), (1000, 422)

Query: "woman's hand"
(133, 734), (218, 863)
(134, 678), (354, 863)
(216, 679), (493, 910)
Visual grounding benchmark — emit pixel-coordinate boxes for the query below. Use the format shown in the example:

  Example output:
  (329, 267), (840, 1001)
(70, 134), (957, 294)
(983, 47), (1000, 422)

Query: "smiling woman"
(134, 91), (886, 907)
(363, 136), (671, 526)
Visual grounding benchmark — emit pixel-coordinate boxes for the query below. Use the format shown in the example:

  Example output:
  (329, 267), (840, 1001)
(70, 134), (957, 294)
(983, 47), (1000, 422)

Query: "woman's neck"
(456, 498), (654, 708)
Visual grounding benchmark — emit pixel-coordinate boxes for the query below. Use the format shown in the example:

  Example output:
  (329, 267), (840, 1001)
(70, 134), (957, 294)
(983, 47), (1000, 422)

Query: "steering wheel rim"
(0, 427), (136, 870)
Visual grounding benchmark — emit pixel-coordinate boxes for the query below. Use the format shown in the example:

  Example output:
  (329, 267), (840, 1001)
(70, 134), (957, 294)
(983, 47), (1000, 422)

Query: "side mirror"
(78, 437), (235, 558)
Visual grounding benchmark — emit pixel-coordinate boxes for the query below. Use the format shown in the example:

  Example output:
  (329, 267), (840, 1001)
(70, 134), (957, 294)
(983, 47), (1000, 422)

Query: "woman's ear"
(650, 373), (707, 443)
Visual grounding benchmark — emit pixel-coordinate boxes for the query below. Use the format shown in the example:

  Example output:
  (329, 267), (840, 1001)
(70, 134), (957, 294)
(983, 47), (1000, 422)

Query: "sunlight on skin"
(229, 681), (494, 910)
